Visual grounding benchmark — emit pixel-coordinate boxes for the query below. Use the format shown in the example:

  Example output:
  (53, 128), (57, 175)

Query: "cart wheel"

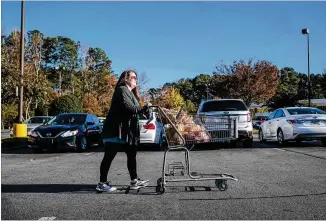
(156, 184), (165, 194)
(157, 178), (162, 185)
(215, 180), (228, 191)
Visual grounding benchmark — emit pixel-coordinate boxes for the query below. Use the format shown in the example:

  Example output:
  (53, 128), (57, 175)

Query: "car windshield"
(47, 114), (87, 125)
(26, 117), (52, 124)
(201, 100), (248, 112)
(287, 108), (326, 115)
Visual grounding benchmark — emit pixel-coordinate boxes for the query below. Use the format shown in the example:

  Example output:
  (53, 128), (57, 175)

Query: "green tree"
(267, 67), (301, 108)
(48, 94), (83, 116)
(1, 103), (18, 129)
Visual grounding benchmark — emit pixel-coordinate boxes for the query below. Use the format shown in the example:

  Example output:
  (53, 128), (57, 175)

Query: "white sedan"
(259, 107), (326, 146)
(139, 109), (165, 149)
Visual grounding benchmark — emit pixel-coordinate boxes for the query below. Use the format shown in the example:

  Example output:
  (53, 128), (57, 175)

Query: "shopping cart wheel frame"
(216, 179), (228, 191)
(156, 184), (165, 194)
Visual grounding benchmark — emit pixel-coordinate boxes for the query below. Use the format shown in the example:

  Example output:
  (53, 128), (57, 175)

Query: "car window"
(201, 100), (248, 112)
(87, 115), (93, 123)
(267, 110), (277, 120)
(275, 110), (285, 118)
(93, 115), (99, 124)
(287, 108), (326, 115)
(253, 116), (267, 121)
(27, 117), (51, 124)
(48, 114), (86, 125)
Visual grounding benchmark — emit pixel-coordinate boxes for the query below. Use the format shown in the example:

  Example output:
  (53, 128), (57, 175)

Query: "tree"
(83, 93), (102, 116)
(267, 67), (301, 108)
(160, 87), (185, 109)
(43, 36), (79, 95)
(192, 74), (212, 105)
(213, 59), (279, 106)
(48, 94), (83, 116)
(1, 103), (18, 129)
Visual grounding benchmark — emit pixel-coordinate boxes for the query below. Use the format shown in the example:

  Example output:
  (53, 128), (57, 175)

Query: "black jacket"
(102, 85), (142, 146)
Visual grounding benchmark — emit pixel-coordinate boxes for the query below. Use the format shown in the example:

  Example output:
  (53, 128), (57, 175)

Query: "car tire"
(277, 129), (287, 146)
(32, 148), (42, 153)
(242, 137), (253, 148)
(77, 136), (88, 152)
(322, 138), (326, 147)
(259, 129), (266, 143)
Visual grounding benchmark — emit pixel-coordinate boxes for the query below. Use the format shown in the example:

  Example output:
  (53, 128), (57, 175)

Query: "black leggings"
(100, 142), (137, 182)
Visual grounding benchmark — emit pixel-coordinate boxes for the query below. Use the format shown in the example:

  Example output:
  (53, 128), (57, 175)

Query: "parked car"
(98, 117), (106, 129)
(259, 107), (326, 146)
(253, 114), (269, 130)
(28, 113), (102, 152)
(197, 99), (253, 148)
(10, 116), (53, 137)
(139, 107), (165, 149)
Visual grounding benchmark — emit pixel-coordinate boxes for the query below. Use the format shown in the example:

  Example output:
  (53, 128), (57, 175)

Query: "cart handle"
(149, 105), (186, 147)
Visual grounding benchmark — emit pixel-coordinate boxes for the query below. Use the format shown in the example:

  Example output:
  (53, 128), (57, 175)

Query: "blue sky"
(2, 1), (326, 89)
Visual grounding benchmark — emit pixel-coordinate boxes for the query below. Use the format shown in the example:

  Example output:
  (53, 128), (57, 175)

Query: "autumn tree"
(82, 93), (102, 116)
(213, 59), (279, 106)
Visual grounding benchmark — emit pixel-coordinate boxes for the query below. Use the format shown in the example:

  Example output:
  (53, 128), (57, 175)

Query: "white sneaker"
(130, 178), (149, 190)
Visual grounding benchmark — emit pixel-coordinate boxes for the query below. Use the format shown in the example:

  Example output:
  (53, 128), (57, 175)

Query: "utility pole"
(18, 0), (25, 123)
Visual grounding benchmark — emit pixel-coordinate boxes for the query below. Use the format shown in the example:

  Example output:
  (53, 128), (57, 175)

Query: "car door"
(85, 114), (96, 143)
(92, 115), (102, 143)
(263, 110), (277, 139)
(273, 110), (286, 138)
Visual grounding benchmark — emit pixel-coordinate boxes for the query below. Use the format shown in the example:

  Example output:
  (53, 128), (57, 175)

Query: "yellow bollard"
(13, 123), (27, 138)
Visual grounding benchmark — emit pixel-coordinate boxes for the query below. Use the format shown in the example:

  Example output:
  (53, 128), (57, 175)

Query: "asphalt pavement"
(1, 137), (326, 220)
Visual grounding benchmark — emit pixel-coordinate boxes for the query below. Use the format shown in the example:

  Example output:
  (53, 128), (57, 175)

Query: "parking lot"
(1, 137), (326, 220)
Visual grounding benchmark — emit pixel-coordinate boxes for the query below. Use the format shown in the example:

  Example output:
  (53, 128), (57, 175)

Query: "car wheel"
(242, 137), (253, 148)
(32, 148), (42, 153)
(277, 129), (287, 146)
(321, 138), (326, 147)
(259, 129), (266, 143)
(77, 136), (88, 151)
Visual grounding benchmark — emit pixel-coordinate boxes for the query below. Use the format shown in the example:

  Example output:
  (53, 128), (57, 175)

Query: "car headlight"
(30, 131), (39, 137)
(61, 130), (78, 137)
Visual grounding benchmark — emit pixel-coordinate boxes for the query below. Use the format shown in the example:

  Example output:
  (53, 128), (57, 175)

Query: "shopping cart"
(148, 106), (238, 194)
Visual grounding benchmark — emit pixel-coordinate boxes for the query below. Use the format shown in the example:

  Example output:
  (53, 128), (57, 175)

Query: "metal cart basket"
(150, 106), (238, 194)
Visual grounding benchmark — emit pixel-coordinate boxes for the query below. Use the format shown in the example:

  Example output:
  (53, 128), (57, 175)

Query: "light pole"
(302, 28), (311, 107)
(18, 0), (25, 123)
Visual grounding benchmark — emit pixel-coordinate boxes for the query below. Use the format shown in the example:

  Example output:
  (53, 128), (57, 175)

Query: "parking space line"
(38, 217), (56, 220)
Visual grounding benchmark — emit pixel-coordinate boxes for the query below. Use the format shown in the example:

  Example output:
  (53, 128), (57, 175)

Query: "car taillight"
(247, 113), (251, 122)
(143, 123), (155, 130)
(287, 119), (302, 125)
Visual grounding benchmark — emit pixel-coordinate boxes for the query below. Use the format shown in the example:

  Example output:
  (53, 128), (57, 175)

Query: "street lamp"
(302, 28), (311, 107)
